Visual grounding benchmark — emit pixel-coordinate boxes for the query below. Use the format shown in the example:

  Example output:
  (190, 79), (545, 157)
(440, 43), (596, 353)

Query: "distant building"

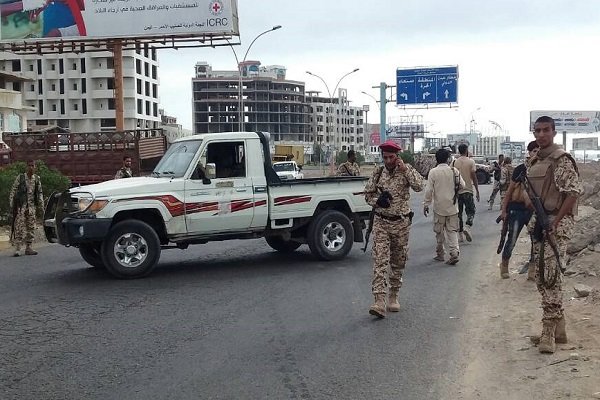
(306, 89), (365, 157)
(192, 61), (310, 143)
(0, 47), (160, 132)
(159, 109), (192, 143)
(0, 69), (33, 137)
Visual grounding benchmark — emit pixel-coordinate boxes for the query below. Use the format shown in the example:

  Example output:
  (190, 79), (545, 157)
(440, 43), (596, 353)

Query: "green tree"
(312, 143), (326, 165)
(336, 150), (366, 165)
(0, 161), (70, 224)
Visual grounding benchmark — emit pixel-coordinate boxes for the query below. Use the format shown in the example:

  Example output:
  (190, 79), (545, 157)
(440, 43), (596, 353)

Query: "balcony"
(0, 89), (23, 109)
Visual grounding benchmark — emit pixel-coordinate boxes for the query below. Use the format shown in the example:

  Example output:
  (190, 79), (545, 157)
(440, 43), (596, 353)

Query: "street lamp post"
(306, 68), (359, 174)
(226, 25), (282, 132)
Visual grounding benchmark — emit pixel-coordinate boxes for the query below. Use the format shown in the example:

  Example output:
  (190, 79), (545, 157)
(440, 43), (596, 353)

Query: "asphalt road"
(0, 185), (500, 400)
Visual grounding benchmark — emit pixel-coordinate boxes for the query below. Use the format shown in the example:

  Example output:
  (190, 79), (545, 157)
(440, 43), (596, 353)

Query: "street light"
(306, 68), (359, 171)
(226, 25), (282, 131)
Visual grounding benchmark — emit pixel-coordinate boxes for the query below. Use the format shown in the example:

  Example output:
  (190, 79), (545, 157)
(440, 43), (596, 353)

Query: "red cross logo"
(210, 1), (223, 15)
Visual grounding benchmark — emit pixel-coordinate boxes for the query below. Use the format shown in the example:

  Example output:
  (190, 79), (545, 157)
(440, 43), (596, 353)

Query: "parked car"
(272, 161), (304, 180)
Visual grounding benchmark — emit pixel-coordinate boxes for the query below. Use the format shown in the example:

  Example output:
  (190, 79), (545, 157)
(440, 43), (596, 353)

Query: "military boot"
(387, 290), (400, 312)
(500, 259), (509, 279)
(530, 316), (567, 345)
(369, 294), (386, 318)
(13, 244), (21, 257)
(25, 245), (38, 256)
(538, 320), (557, 354)
(527, 262), (536, 281)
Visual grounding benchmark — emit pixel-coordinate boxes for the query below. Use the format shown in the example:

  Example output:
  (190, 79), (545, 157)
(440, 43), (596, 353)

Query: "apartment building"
(0, 47), (160, 132)
(306, 89), (365, 154)
(0, 69), (33, 136)
(192, 61), (310, 143)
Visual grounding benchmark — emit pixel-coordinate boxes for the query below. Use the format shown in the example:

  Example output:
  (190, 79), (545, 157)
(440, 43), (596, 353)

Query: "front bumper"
(44, 191), (112, 246)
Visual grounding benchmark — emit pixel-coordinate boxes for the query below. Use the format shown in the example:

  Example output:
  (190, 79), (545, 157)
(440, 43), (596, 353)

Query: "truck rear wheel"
(265, 236), (302, 252)
(79, 242), (105, 269)
(307, 210), (354, 261)
(101, 220), (161, 279)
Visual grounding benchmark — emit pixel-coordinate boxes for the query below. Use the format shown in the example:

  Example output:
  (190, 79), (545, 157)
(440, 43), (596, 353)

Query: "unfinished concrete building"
(192, 61), (310, 143)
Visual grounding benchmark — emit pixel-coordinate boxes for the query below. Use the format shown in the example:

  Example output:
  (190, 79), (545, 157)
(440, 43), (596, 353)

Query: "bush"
(0, 161), (70, 225)
(399, 151), (415, 166)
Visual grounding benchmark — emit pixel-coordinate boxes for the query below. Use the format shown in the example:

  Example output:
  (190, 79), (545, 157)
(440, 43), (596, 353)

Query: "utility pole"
(370, 82), (395, 144)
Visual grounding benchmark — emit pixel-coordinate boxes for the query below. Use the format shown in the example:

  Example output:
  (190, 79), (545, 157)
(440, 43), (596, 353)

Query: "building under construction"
(192, 61), (310, 143)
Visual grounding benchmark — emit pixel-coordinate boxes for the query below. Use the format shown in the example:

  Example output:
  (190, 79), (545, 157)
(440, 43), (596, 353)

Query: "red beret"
(379, 140), (402, 153)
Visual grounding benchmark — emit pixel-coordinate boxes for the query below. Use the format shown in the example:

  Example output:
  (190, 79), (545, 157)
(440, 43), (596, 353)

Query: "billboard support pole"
(113, 40), (125, 131)
(562, 131), (567, 150)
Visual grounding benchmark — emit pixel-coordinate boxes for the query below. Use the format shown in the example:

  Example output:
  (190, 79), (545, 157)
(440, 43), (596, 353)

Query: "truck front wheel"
(307, 210), (354, 261)
(101, 220), (161, 279)
(79, 242), (105, 269)
(265, 236), (302, 252)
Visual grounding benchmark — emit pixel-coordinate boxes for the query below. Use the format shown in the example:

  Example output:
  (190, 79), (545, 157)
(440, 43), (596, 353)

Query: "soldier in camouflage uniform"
(9, 160), (44, 257)
(364, 140), (425, 318)
(336, 150), (361, 176)
(115, 156), (133, 179)
(526, 116), (582, 354)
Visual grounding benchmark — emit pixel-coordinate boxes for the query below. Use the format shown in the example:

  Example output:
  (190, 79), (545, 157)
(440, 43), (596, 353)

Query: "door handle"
(191, 191), (209, 196)
(236, 188), (247, 192)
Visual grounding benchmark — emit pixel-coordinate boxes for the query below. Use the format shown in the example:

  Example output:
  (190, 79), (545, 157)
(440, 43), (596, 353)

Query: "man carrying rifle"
(364, 140), (424, 318)
(525, 116), (582, 354)
(498, 141), (539, 280)
(9, 160), (44, 257)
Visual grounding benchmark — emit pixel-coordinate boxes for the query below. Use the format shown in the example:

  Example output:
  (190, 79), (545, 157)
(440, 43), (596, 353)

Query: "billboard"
(572, 137), (598, 151)
(386, 123), (425, 139)
(0, 0), (239, 42)
(530, 110), (600, 133)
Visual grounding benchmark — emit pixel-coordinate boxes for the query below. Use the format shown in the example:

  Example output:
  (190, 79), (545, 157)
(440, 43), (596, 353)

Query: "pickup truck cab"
(272, 161), (304, 180)
(44, 132), (371, 279)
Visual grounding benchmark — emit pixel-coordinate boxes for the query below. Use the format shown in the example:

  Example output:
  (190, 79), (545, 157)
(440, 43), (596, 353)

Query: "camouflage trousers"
(10, 207), (37, 248)
(371, 215), (411, 295)
(532, 215), (574, 322)
(433, 213), (459, 258)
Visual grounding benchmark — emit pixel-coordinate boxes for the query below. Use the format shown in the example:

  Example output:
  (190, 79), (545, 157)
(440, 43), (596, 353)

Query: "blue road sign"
(396, 66), (458, 105)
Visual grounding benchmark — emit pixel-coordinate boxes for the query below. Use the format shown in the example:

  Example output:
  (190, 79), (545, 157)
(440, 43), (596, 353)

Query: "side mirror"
(206, 163), (216, 180)
(297, 165), (303, 170)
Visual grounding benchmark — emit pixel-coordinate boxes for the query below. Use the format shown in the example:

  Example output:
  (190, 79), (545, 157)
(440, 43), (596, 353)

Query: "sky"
(157, 0), (600, 145)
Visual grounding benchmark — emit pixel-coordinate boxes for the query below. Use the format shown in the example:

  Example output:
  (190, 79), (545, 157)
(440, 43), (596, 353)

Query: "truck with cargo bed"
(44, 131), (372, 279)
(1, 129), (166, 185)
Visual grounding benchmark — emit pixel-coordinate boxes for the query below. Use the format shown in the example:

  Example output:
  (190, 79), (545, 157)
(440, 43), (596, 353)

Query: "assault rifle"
(519, 172), (564, 288)
(362, 191), (392, 252)
(496, 214), (508, 254)
(362, 167), (385, 252)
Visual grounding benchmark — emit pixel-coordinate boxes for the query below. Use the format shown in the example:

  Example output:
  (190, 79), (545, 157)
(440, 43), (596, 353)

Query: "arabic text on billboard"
(0, 0), (239, 42)
(530, 111), (600, 133)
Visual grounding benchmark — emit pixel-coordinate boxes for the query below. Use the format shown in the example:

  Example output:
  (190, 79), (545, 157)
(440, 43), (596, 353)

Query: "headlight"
(76, 194), (109, 213)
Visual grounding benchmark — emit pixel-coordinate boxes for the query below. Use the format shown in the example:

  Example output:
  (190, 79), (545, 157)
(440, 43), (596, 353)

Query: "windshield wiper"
(161, 171), (176, 176)
(151, 171), (160, 177)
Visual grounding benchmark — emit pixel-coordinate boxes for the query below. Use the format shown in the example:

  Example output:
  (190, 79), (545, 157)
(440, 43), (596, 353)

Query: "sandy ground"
(459, 206), (600, 399)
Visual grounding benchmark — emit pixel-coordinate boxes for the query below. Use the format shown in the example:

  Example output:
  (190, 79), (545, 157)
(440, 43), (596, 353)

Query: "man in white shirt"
(453, 144), (480, 242)
(423, 148), (465, 265)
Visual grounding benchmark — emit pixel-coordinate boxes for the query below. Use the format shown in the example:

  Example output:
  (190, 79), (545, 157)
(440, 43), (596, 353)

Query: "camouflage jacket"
(364, 164), (425, 216)
(115, 167), (133, 179)
(336, 161), (361, 176)
(9, 173), (43, 210)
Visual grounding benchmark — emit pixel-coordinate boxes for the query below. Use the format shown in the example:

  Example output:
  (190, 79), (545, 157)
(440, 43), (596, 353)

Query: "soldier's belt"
(375, 212), (411, 221)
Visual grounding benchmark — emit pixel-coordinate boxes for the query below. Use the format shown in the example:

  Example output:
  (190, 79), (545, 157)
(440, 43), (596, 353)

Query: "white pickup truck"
(272, 161), (304, 180)
(44, 132), (371, 279)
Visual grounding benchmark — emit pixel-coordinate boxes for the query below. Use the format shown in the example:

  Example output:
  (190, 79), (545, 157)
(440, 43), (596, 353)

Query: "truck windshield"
(153, 140), (202, 178)
(273, 162), (294, 172)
